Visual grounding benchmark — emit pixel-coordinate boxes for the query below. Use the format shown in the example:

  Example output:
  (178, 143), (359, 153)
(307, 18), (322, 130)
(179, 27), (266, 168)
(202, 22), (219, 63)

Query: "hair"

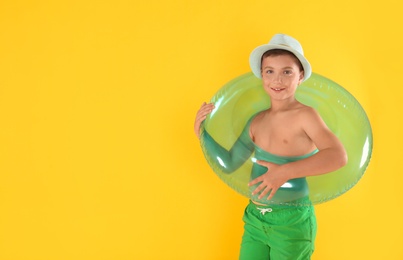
(261, 49), (304, 72)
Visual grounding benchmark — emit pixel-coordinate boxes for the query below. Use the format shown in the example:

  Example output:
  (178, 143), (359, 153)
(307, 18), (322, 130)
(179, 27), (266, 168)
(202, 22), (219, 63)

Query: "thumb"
(256, 160), (271, 168)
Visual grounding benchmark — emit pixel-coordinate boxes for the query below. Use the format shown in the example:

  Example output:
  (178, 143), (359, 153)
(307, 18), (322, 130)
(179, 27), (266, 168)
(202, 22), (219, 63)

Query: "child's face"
(260, 54), (304, 101)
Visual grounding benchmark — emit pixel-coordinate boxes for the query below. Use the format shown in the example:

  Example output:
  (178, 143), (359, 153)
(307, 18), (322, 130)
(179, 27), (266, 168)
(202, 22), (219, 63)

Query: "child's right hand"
(194, 102), (215, 139)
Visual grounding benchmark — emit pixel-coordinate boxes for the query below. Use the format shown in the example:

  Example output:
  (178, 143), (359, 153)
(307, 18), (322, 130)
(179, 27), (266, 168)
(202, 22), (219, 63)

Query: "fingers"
(266, 187), (278, 200)
(250, 182), (273, 200)
(250, 181), (265, 195)
(251, 182), (278, 200)
(248, 174), (264, 187)
(249, 171), (281, 200)
(198, 102), (215, 115)
(258, 186), (272, 200)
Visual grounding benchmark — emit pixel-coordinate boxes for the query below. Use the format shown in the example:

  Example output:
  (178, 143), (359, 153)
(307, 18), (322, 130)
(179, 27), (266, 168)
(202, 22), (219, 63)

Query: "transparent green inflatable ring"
(200, 72), (373, 205)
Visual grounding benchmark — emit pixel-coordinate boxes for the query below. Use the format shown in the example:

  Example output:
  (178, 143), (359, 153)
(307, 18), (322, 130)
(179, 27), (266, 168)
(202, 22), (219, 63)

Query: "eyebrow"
(262, 66), (295, 70)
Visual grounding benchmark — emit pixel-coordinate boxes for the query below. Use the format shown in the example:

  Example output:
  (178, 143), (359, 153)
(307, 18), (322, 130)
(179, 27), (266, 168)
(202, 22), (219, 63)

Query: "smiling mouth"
(271, 88), (285, 91)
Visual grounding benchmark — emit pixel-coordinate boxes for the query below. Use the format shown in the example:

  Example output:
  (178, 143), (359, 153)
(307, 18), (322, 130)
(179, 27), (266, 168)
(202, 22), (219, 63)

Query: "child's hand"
(194, 102), (215, 138)
(248, 160), (288, 200)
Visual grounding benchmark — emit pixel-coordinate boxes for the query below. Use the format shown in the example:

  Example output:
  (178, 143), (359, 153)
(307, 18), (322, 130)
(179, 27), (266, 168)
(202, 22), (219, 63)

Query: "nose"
(273, 72), (282, 83)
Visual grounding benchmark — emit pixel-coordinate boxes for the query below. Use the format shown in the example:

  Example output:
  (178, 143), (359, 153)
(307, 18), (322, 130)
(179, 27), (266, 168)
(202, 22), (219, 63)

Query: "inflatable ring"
(200, 72), (372, 205)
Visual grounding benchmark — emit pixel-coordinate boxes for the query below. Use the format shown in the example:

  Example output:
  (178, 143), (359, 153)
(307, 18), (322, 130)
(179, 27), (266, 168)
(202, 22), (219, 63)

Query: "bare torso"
(249, 103), (317, 159)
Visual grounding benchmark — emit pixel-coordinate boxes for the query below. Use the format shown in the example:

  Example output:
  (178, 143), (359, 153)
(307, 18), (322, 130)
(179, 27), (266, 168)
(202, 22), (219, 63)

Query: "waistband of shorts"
(249, 196), (312, 209)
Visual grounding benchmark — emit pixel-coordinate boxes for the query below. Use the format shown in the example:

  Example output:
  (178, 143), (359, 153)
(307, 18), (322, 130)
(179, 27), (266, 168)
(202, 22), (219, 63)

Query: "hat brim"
(249, 44), (312, 81)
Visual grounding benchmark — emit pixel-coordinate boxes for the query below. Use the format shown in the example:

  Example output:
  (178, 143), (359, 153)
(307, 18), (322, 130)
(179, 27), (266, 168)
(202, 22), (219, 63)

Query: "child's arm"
(195, 103), (255, 173)
(249, 108), (348, 200)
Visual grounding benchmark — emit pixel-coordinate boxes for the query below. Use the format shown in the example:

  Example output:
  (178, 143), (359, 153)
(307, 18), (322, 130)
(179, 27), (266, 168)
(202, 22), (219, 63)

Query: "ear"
(298, 71), (304, 85)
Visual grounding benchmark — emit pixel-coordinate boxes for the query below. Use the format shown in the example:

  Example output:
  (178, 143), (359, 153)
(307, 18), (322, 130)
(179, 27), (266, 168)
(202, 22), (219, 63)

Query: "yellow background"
(0, 0), (401, 259)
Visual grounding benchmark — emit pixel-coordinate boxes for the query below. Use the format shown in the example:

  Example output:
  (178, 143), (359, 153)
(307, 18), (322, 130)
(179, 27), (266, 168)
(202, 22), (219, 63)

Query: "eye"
(265, 69), (273, 74)
(283, 70), (293, 75)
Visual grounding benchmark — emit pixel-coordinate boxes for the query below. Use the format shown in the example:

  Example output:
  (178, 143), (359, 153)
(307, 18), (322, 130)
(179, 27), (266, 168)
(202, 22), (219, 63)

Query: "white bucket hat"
(249, 34), (312, 81)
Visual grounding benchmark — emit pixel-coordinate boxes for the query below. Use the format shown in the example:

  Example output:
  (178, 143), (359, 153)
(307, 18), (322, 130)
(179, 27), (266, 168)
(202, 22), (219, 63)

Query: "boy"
(194, 34), (347, 259)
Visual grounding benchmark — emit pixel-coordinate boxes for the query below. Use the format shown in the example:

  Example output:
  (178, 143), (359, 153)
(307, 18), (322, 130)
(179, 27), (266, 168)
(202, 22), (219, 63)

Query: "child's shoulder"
(295, 103), (325, 126)
(295, 103), (318, 115)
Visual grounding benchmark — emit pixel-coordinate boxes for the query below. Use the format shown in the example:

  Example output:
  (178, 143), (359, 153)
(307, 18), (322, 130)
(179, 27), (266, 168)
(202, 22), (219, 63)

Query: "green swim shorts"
(239, 200), (317, 260)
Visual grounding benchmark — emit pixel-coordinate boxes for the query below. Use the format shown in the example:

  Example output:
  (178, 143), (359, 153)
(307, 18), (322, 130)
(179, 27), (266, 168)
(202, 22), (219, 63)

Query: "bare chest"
(250, 113), (311, 154)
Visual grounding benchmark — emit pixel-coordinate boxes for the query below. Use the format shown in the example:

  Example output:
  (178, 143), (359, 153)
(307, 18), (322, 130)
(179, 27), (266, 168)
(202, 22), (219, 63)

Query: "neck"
(270, 97), (298, 112)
